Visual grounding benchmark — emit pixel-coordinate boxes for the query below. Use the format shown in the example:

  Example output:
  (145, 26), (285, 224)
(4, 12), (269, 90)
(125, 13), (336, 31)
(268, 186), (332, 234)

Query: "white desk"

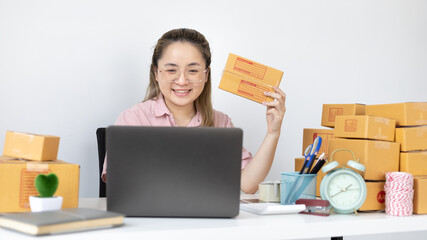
(1, 197), (427, 240)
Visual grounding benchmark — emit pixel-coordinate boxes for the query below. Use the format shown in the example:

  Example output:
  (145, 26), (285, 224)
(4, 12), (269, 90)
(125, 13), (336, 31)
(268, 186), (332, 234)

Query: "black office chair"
(96, 127), (107, 197)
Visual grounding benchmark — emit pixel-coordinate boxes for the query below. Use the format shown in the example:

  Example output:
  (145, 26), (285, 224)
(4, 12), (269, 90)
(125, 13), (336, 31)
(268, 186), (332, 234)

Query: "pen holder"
(280, 172), (317, 205)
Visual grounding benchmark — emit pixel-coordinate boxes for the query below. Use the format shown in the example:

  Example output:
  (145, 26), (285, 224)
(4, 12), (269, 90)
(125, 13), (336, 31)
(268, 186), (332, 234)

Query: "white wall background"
(1, 0), (426, 199)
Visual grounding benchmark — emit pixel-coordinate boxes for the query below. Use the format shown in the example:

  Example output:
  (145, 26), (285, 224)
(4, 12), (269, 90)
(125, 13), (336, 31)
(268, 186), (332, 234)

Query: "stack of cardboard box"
(296, 102), (427, 213)
(296, 104), (366, 199)
(367, 103), (427, 214)
(296, 104), (403, 211)
(332, 113), (399, 211)
(0, 131), (79, 213)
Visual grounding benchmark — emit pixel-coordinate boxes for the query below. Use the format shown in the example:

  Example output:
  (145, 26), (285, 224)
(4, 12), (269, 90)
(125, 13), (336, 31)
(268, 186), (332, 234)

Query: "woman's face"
(155, 41), (207, 112)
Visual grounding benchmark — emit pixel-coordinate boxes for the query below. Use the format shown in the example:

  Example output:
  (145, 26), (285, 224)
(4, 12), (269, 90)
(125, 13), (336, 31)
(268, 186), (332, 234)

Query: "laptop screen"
(106, 126), (243, 218)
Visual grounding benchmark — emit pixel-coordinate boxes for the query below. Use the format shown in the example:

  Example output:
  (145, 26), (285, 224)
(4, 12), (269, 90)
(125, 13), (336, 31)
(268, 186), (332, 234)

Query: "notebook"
(0, 208), (124, 236)
(240, 201), (306, 215)
(106, 126), (243, 218)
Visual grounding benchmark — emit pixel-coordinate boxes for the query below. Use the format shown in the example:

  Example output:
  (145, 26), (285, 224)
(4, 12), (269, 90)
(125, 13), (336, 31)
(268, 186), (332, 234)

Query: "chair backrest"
(96, 127), (107, 197)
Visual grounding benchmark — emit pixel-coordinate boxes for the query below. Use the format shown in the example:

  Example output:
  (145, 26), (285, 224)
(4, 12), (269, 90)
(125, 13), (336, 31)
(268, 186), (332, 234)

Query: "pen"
(309, 153), (326, 174)
(310, 160), (326, 174)
(305, 141), (322, 173)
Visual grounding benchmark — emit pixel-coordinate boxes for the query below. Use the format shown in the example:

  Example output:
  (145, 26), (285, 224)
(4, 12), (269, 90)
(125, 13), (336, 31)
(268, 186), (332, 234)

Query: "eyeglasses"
(158, 65), (208, 83)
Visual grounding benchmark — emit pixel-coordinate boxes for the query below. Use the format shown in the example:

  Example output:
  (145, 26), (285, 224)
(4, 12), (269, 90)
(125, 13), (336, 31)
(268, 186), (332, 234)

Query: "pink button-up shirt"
(101, 94), (252, 180)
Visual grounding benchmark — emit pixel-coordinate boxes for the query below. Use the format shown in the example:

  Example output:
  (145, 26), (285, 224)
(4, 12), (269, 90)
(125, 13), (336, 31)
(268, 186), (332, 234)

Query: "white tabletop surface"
(1, 197), (427, 240)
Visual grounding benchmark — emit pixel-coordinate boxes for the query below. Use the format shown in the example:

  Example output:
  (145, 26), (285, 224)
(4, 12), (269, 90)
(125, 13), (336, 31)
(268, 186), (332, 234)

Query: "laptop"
(106, 126), (243, 218)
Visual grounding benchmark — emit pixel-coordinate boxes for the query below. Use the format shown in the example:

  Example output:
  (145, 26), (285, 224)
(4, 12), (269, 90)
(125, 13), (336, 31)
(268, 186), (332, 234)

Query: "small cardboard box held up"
(219, 53), (283, 104)
(0, 156), (79, 213)
(3, 131), (60, 161)
(395, 126), (427, 152)
(302, 128), (335, 158)
(327, 138), (400, 181)
(321, 104), (365, 128)
(400, 151), (427, 176)
(334, 115), (396, 142)
(366, 102), (427, 126)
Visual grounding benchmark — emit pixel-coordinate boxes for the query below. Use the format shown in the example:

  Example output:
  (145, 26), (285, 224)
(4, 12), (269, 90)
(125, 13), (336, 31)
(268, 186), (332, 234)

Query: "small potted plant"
(29, 173), (63, 212)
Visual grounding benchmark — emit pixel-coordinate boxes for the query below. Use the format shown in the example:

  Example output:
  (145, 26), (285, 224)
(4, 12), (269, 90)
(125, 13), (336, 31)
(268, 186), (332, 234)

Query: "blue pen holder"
(280, 172), (317, 205)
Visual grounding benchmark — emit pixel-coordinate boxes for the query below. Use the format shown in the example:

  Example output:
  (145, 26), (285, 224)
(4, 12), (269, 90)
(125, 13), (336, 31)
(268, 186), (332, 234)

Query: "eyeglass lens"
(160, 66), (206, 83)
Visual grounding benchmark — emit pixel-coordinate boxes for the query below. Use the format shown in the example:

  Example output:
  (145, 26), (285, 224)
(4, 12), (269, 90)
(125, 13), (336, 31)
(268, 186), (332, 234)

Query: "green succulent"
(34, 173), (59, 198)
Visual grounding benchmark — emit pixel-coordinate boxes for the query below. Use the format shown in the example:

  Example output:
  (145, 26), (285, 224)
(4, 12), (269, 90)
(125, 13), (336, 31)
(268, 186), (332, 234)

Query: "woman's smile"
(173, 89), (192, 96)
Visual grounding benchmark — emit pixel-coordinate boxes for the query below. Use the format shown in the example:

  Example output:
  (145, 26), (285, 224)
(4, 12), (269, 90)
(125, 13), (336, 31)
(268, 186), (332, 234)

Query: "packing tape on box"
(374, 141), (391, 150)
(373, 133), (389, 140)
(374, 117), (393, 125)
(13, 131), (35, 142)
(26, 162), (49, 172)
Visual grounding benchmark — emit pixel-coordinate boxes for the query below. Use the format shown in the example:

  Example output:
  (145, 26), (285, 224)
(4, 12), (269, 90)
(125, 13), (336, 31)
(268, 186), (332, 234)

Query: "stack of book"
(0, 208), (124, 236)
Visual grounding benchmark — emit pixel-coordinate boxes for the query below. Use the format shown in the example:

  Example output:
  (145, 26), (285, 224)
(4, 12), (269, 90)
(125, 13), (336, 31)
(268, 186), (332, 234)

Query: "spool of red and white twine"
(385, 172), (414, 216)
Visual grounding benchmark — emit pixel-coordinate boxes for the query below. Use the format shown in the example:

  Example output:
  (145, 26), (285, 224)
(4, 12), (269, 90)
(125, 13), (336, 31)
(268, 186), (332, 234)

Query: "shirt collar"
(151, 93), (171, 117)
(188, 111), (202, 127)
(151, 93), (202, 127)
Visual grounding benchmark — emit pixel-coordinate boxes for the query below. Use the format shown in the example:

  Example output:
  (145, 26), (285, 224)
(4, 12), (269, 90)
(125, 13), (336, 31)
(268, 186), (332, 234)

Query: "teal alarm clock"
(320, 149), (367, 214)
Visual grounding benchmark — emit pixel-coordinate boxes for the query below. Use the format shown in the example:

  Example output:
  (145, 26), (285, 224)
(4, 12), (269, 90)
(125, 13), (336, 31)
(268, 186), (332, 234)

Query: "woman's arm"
(241, 86), (286, 193)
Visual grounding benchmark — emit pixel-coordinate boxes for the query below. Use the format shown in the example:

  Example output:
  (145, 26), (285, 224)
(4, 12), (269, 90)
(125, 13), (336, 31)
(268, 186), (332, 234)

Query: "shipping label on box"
(327, 138), (400, 180)
(414, 176), (427, 214)
(366, 102), (427, 126)
(334, 115), (396, 141)
(3, 131), (60, 161)
(321, 104), (365, 128)
(0, 156), (79, 213)
(359, 181), (385, 211)
(302, 128), (335, 158)
(400, 151), (427, 176)
(219, 53), (283, 104)
(395, 126), (427, 152)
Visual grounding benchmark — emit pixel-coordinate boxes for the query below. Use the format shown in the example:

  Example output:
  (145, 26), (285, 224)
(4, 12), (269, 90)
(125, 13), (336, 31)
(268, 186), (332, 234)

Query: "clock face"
(322, 169), (367, 213)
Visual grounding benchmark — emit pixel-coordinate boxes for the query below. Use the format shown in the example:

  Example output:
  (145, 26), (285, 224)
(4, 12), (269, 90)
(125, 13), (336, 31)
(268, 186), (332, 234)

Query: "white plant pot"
(29, 196), (63, 212)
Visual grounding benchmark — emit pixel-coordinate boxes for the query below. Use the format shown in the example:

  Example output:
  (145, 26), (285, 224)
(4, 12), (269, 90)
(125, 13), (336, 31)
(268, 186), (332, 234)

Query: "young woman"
(102, 28), (286, 193)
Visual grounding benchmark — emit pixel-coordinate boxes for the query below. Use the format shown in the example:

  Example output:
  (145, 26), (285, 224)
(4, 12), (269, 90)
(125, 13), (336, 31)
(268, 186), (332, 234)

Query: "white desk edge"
(1, 196), (427, 239)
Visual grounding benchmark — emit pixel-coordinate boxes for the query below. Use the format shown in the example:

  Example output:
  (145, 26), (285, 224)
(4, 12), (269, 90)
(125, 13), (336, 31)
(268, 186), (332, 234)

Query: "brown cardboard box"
(366, 102), (427, 126)
(414, 176), (427, 214)
(395, 126), (427, 152)
(334, 115), (396, 142)
(328, 138), (400, 180)
(3, 131), (60, 161)
(321, 104), (365, 128)
(400, 151), (427, 176)
(219, 53), (283, 104)
(302, 129), (335, 158)
(0, 156), (79, 213)
(359, 181), (385, 211)
(295, 158), (325, 197)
